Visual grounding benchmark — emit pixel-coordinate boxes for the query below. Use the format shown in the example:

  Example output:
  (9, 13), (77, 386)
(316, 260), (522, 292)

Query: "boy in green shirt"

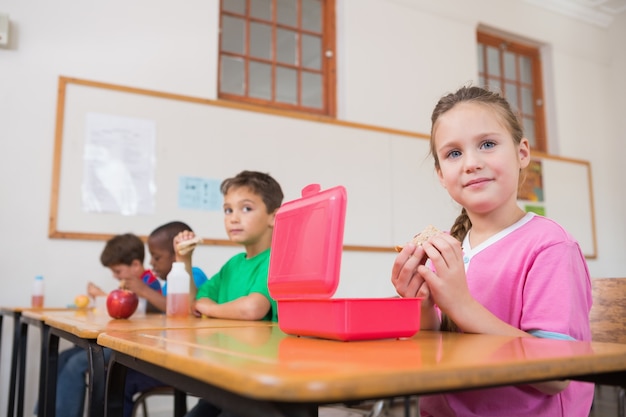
(176, 170), (283, 321)
(176, 170), (283, 417)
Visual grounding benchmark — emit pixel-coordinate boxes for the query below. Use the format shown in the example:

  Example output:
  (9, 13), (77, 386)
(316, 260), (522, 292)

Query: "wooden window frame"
(477, 31), (547, 152)
(218, 0), (336, 117)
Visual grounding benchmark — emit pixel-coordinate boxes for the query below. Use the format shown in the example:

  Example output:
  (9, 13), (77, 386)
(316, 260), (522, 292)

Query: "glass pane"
(504, 51), (516, 80)
(478, 75), (486, 87)
(302, 71), (322, 108)
(520, 56), (533, 84)
(277, 0), (297, 26)
(302, 0), (322, 32)
(249, 61), (272, 100)
(222, 0), (245, 14)
(220, 55), (245, 96)
(221, 16), (245, 54)
(523, 117), (536, 148)
(302, 34), (321, 70)
(250, 0), (272, 21)
(521, 87), (534, 115)
(488, 78), (501, 93)
(250, 22), (272, 60)
(486, 46), (500, 76)
(276, 66), (297, 104)
(477, 44), (484, 73)
(277, 28), (297, 65)
(505, 83), (518, 111)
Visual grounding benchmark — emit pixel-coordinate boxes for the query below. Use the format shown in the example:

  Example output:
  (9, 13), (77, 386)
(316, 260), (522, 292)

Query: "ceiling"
(524, 0), (626, 27)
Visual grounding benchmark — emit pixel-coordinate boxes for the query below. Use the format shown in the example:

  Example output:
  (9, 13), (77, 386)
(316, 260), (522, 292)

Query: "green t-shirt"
(196, 249), (277, 322)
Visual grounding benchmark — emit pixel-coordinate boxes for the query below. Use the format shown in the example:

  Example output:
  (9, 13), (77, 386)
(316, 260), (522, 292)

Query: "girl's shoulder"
(515, 214), (581, 253)
(525, 214), (575, 240)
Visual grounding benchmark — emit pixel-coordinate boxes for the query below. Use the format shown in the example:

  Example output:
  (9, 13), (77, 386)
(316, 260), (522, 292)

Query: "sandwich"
(394, 225), (441, 252)
(176, 236), (203, 256)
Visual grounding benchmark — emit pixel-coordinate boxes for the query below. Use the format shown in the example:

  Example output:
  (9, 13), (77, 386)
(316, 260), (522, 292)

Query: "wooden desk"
(100, 326), (626, 417)
(40, 310), (274, 417)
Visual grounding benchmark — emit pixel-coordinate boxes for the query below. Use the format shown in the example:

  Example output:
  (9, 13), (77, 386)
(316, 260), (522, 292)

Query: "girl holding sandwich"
(391, 86), (593, 416)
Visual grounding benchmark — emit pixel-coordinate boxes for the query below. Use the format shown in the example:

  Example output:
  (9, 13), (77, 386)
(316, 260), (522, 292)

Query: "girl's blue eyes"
(445, 141), (496, 159)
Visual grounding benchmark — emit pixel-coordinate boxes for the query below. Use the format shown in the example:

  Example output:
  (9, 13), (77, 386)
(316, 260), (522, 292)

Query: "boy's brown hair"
(220, 170), (284, 213)
(100, 233), (145, 267)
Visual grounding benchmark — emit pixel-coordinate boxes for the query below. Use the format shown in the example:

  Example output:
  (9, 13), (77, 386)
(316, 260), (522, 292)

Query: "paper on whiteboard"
(82, 112), (156, 216)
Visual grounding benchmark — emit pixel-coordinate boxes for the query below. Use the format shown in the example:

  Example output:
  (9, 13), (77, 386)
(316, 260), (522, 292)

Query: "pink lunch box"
(268, 184), (421, 341)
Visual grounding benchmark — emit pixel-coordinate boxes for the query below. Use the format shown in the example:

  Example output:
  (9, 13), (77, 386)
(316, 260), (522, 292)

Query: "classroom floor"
(590, 385), (623, 417)
(317, 385), (623, 417)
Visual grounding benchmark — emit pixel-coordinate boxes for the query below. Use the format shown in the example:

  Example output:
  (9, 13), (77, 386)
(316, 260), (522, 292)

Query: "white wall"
(1, 0), (625, 415)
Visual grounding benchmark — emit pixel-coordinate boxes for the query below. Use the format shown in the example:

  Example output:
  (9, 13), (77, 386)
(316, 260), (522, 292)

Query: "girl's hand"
(392, 242), (441, 329)
(391, 243), (430, 300)
(418, 233), (471, 319)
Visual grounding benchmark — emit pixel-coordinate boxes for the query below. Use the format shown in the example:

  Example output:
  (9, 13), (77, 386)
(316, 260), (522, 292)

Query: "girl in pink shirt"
(391, 86), (593, 417)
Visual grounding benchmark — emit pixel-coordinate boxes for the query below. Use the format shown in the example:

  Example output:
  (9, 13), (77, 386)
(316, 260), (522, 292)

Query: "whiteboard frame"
(48, 76), (597, 258)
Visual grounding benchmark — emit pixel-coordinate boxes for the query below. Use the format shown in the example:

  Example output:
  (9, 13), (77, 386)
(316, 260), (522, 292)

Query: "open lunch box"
(268, 184), (422, 341)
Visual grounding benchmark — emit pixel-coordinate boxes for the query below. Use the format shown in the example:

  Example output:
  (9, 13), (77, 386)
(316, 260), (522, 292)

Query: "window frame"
(218, 0), (336, 117)
(477, 31), (547, 152)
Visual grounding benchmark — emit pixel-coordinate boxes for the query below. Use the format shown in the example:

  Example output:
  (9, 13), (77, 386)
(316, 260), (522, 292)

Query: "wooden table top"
(1, 306), (68, 315)
(41, 310), (274, 339)
(98, 326), (626, 403)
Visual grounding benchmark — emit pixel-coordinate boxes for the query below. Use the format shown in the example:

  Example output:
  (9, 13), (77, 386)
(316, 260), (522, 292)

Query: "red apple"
(106, 289), (138, 319)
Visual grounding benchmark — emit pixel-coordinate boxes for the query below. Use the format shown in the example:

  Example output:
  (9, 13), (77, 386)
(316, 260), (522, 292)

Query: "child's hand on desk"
(193, 298), (217, 318)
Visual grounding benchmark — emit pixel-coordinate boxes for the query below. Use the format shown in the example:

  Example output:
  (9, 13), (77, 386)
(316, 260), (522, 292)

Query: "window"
(219, 0), (336, 116)
(477, 31), (547, 152)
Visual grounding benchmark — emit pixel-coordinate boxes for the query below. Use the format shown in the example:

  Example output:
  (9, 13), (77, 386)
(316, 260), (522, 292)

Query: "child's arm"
(122, 278), (166, 312)
(194, 293), (270, 321)
(417, 233), (527, 336)
(173, 231), (198, 309)
(87, 282), (107, 298)
(420, 233), (570, 395)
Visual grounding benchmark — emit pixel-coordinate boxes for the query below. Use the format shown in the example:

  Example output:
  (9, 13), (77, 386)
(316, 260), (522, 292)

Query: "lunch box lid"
(268, 184), (346, 300)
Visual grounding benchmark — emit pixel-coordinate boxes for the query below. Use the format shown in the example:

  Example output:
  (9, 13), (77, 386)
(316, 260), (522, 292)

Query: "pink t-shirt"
(421, 213), (594, 417)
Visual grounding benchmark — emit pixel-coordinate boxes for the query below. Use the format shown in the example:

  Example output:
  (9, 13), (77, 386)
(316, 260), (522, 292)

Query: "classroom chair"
(130, 386), (188, 417)
(324, 399), (389, 417)
(325, 396), (419, 417)
(589, 277), (626, 417)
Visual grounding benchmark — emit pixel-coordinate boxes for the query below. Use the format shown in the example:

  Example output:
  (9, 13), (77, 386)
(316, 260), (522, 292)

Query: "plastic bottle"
(166, 262), (190, 317)
(32, 275), (44, 308)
